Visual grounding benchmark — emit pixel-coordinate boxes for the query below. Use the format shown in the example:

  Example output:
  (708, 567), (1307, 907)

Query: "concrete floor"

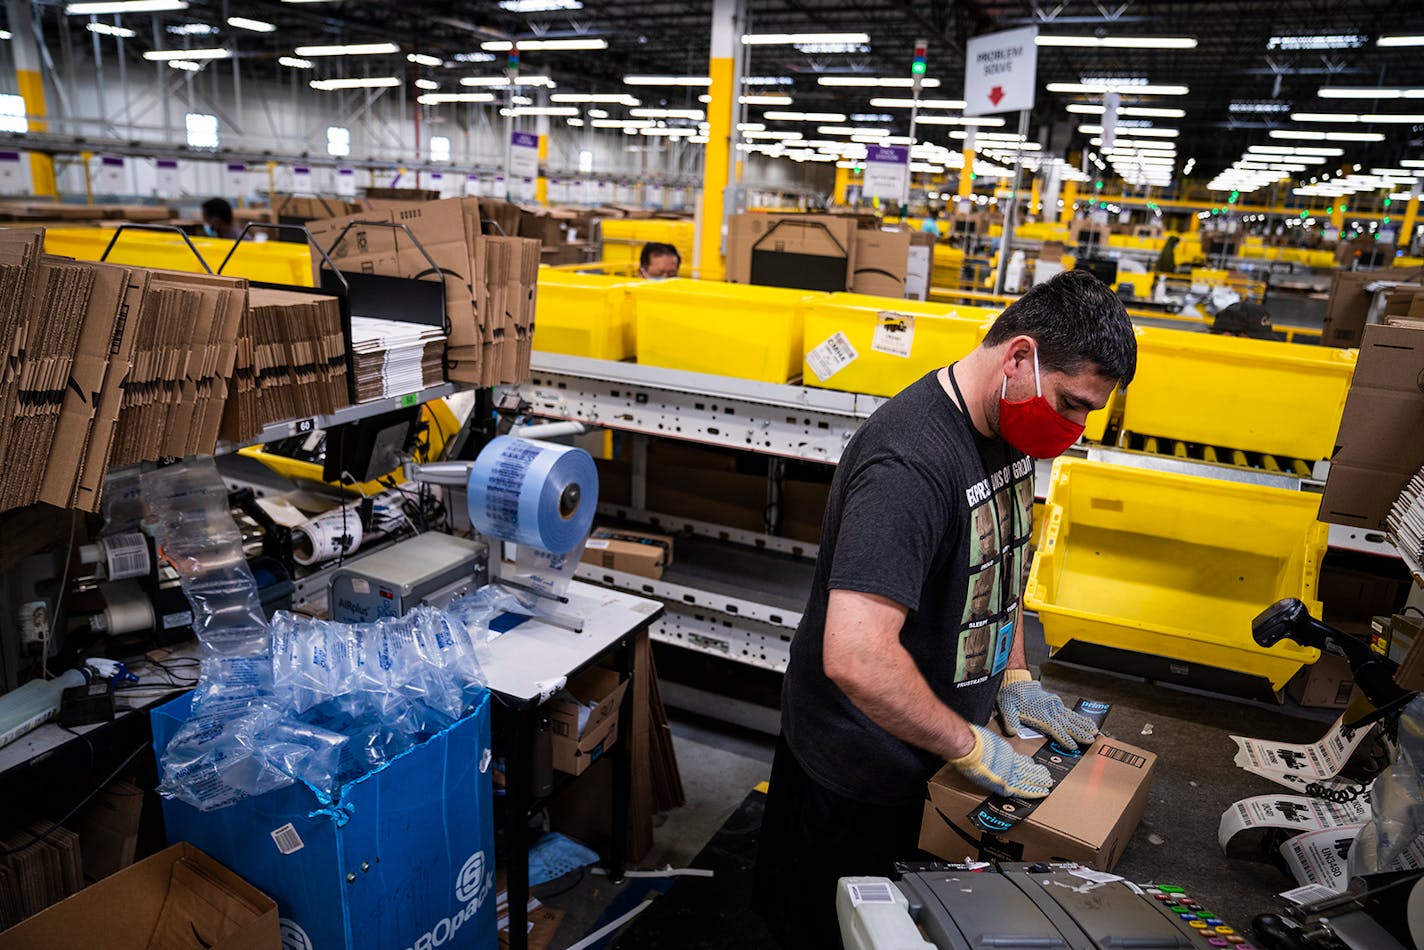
(537, 613), (1357, 950)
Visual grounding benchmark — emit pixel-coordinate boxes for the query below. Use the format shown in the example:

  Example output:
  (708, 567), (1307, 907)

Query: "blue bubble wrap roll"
(467, 436), (599, 556)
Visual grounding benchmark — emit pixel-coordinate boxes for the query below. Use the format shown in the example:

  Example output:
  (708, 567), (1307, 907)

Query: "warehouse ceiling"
(35, 0), (1424, 191)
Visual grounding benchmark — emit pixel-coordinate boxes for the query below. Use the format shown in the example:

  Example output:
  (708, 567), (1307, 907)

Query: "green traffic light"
(912, 61), (926, 76)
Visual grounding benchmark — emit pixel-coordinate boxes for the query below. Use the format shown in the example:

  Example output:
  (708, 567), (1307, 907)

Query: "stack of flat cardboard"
(0, 822), (85, 928)
(221, 288), (349, 442)
(349, 317), (445, 401)
(273, 195), (361, 221)
(108, 270), (247, 466)
(307, 197), (539, 388)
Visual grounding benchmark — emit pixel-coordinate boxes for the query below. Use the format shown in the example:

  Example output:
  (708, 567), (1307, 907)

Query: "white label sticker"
(871, 313), (915, 358)
(806, 331), (859, 381)
(352, 578), (370, 595)
(848, 881), (896, 906)
(585, 539), (611, 549)
(1280, 883), (1338, 906)
(1069, 868), (1123, 884)
(271, 823), (305, 855)
(162, 611), (192, 630)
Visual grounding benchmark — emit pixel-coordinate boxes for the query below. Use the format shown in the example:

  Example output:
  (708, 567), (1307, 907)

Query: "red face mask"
(997, 346), (1085, 458)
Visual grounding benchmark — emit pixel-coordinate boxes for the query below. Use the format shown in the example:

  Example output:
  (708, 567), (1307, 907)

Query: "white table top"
(480, 580), (662, 703)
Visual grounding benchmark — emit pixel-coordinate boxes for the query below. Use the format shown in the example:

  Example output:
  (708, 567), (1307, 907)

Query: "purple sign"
(865, 145), (908, 164)
(156, 159), (179, 170)
(101, 156), (125, 168)
(226, 162), (247, 173)
(510, 131), (538, 149)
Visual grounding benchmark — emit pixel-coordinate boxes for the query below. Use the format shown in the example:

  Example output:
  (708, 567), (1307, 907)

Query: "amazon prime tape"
(467, 436), (598, 556)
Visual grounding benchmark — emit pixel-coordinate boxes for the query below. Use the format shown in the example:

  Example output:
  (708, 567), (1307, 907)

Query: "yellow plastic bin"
(534, 272), (637, 360)
(600, 219), (695, 278)
(1080, 385), (1121, 444)
(801, 294), (998, 397)
(631, 279), (820, 383)
(1026, 458), (1326, 692)
(43, 228), (316, 285)
(1123, 326), (1356, 459)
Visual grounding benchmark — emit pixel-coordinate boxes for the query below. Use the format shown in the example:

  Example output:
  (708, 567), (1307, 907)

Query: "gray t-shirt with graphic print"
(781, 368), (1033, 807)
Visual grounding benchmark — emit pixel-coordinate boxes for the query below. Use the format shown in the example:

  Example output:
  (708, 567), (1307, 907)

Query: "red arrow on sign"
(988, 85), (1005, 106)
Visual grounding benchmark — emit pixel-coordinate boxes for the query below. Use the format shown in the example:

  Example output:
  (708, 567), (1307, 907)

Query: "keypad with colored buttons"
(1141, 885), (1253, 950)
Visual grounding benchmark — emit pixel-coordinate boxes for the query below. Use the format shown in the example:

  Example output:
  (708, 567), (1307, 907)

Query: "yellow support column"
(1330, 202), (1345, 230)
(9, 0), (54, 196)
(696, 0), (739, 282)
(535, 133), (549, 205)
(958, 148), (975, 198)
(833, 164), (850, 205)
(1400, 193), (1419, 248)
(1029, 174), (1041, 220)
(1058, 180), (1077, 225)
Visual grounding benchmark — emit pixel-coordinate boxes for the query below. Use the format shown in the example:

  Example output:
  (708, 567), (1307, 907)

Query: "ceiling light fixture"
(86, 22), (137, 38)
(497, 0), (582, 11)
(414, 78), (438, 90)
(461, 75), (554, 87)
(631, 108), (704, 119)
(867, 97), (966, 109)
(66, 0), (186, 13)
(407, 53), (442, 67)
(226, 16), (274, 32)
(278, 56), (313, 68)
(1378, 35), (1424, 47)
(1318, 87), (1424, 98)
(311, 76), (401, 90)
(295, 43), (400, 56)
(482, 38), (607, 51)
(502, 106), (579, 116)
(762, 110), (844, 122)
(417, 92), (495, 103)
(818, 76), (942, 88)
(551, 93), (639, 105)
(1047, 81), (1188, 95)
(167, 59), (202, 71)
(741, 32), (869, 45)
(1036, 35), (1197, 48)
(623, 75), (710, 86)
(1267, 34), (1367, 50)
(143, 47), (230, 61)
(741, 95), (792, 105)
(1066, 104), (1187, 118)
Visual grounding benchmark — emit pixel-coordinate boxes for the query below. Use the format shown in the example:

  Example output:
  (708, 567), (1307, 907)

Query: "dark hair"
(201, 197), (234, 225)
(982, 269), (1137, 384)
(640, 242), (680, 269)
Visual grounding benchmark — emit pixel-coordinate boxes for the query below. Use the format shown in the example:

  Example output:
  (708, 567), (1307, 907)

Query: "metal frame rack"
(500, 352), (1406, 678)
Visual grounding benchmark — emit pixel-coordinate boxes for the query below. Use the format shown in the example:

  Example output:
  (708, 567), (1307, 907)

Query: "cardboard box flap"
(752, 219), (851, 259)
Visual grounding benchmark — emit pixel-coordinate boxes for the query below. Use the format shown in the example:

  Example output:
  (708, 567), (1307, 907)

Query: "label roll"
(467, 436), (599, 555)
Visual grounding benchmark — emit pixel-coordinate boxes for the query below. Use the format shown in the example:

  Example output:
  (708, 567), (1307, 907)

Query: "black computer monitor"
(1074, 256), (1119, 288)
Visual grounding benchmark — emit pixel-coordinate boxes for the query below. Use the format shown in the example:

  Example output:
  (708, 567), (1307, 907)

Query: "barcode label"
(805, 332), (859, 381)
(104, 533), (150, 580)
(848, 882), (896, 905)
(271, 823), (305, 855)
(585, 539), (611, 549)
(871, 314), (915, 358)
(1280, 883), (1337, 906)
(1097, 745), (1148, 769)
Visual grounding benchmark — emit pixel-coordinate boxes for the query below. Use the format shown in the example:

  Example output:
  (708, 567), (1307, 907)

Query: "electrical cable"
(42, 511), (80, 682)
(0, 740), (147, 856)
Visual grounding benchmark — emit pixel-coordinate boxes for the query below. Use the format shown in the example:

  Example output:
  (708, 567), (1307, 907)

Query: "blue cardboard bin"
(152, 692), (496, 950)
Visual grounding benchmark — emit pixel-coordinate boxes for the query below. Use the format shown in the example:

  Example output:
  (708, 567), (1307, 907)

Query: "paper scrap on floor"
(1229, 712), (1368, 790)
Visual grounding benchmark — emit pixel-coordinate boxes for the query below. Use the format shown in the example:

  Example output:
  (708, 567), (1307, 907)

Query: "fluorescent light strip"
(551, 93), (639, 105)
(167, 60), (201, 71)
(418, 93), (495, 103)
(630, 108), (703, 119)
(66, 0), (186, 12)
(1077, 124), (1178, 136)
(498, 0), (583, 11)
(311, 76), (401, 90)
(481, 38), (607, 51)
(278, 56), (313, 68)
(740, 95), (792, 105)
(762, 111), (844, 122)
(1065, 104), (1186, 118)
(502, 106), (578, 116)
(624, 75), (710, 86)
(1318, 87), (1424, 99)
(414, 79), (438, 90)
(1270, 129), (1385, 142)
(1036, 35), (1196, 48)
(741, 32), (869, 45)
(407, 53), (442, 67)
(227, 16), (274, 32)
(915, 115), (1007, 127)
(1378, 35), (1424, 47)
(868, 97), (966, 109)
(295, 43), (400, 56)
(144, 47), (229, 60)
(461, 75), (553, 87)
(819, 76), (942, 88)
(1046, 82), (1187, 95)
(87, 22), (136, 38)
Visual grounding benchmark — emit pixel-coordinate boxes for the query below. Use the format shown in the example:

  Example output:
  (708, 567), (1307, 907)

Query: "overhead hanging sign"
(862, 144), (909, 201)
(509, 131), (539, 180)
(290, 165), (312, 194)
(335, 167), (356, 197)
(97, 155), (125, 194)
(963, 26), (1038, 117)
(155, 158), (181, 197)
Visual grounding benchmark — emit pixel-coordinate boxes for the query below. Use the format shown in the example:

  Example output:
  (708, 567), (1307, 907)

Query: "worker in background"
(921, 210), (942, 237)
(200, 198), (242, 240)
(753, 269), (1137, 950)
(1210, 301), (1275, 340)
(1154, 234), (1179, 273)
(638, 242), (681, 280)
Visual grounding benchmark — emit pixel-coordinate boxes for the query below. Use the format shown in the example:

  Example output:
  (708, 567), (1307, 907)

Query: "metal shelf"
(509, 352), (882, 464)
(597, 502), (820, 561)
(217, 383), (461, 454)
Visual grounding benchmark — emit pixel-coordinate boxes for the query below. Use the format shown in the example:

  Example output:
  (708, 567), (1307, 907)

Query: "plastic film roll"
(467, 436), (599, 555)
(292, 508), (364, 566)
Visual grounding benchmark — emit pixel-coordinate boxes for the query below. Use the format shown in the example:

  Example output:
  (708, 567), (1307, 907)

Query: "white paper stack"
(348, 316), (446, 402)
(1387, 466), (1424, 570)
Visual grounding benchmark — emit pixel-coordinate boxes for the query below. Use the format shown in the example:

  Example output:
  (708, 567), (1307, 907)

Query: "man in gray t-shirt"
(753, 271), (1137, 949)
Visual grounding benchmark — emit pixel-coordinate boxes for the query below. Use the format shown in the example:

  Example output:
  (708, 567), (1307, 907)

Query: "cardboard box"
(1286, 653), (1357, 709)
(726, 213), (857, 290)
(851, 228), (912, 298)
(151, 692), (496, 950)
(646, 466), (766, 533)
(548, 667), (628, 776)
(73, 778), (144, 881)
(1319, 322), (1424, 529)
(0, 842), (279, 950)
(580, 527), (675, 580)
(919, 725), (1156, 870)
(781, 479), (829, 544)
